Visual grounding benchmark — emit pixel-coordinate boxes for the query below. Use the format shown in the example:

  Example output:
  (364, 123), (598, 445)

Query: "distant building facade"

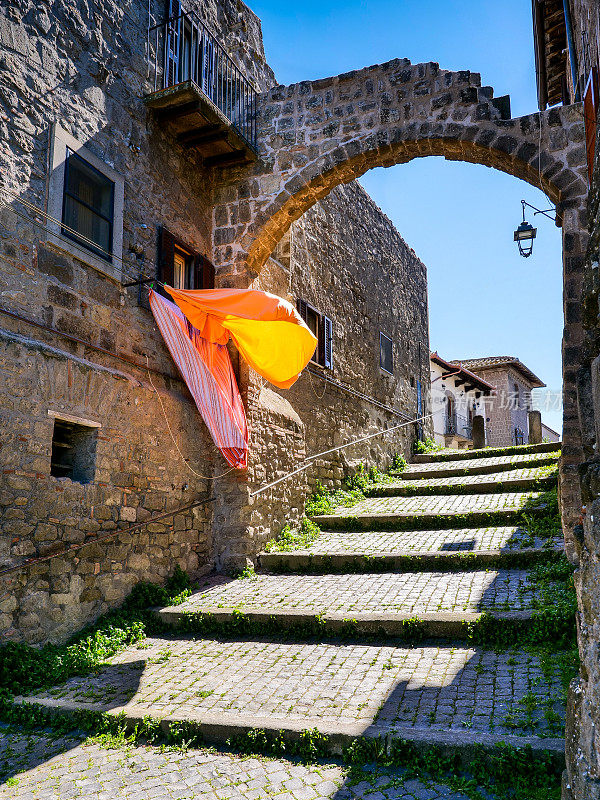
(541, 422), (561, 443)
(451, 356), (545, 447)
(429, 353), (493, 449)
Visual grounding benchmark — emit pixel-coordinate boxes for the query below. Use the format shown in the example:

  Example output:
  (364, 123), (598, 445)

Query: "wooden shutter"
(166, 0), (182, 87)
(584, 68), (598, 185)
(158, 227), (175, 296)
(192, 254), (215, 289)
(296, 298), (308, 322)
(321, 315), (333, 369)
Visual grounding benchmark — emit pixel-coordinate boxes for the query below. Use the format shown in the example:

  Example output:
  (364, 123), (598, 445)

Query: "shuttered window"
(158, 227), (215, 295)
(380, 333), (393, 374)
(584, 68), (598, 186)
(296, 298), (333, 369)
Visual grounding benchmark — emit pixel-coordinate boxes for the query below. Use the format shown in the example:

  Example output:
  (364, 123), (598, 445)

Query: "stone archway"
(212, 57), (588, 555)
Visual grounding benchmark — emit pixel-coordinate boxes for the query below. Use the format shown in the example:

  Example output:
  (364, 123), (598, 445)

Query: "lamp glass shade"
(513, 221), (537, 241)
(513, 221), (536, 257)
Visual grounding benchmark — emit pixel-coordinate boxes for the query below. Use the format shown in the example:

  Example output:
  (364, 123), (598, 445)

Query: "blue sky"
(251, 0), (564, 433)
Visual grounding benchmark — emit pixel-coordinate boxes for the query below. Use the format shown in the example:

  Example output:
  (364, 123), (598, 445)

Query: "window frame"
(296, 298), (332, 369)
(47, 124), (124, 281)
(379, 332), (393, 375)
(158, 226), (215, 293)
(61, 149), (115, 262)
(48, 410), (101, 485)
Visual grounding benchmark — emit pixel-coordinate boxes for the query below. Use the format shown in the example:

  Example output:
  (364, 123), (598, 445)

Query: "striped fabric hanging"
(149, 289), (248, 469)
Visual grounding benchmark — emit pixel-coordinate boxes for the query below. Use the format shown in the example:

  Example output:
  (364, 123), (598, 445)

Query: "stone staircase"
(15, 442), (567, 779)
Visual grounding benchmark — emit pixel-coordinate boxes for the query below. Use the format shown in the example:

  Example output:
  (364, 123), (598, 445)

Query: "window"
(158, 227), (215, 291)
(47, 124), (124, 280)
(380, 333), (393, 374)
(513, 382), (520, 409)
(50, 416), (99, 484)
(62, 151), (115, 261)
(296, 299), (332, 368)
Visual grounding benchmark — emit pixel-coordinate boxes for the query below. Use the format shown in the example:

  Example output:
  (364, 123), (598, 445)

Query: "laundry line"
(0, 411), (433, 580)
(250, 411), (434, 498)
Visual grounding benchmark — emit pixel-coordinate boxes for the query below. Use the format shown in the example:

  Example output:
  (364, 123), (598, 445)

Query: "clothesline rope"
(250, 411), (435, 497)
(145, 354), (237, 480)
(0, 410), (434, 581)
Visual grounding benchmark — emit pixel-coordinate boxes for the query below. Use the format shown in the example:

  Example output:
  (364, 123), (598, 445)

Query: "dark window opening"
(380, 333), (393, 374)
(513, 382), (520, 409)
(296, 298), (332, 369)
(62, 150), (114, 261)
(51, 419), (98, 484)
(158, 227), (215, 294)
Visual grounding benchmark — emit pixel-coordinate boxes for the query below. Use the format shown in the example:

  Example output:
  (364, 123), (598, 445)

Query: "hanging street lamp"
(514, 219), (536, 257)
(513, 199), (556, 258)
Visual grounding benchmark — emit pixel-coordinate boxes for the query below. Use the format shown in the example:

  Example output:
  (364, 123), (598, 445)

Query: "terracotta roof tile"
(449, 356), (545, 388)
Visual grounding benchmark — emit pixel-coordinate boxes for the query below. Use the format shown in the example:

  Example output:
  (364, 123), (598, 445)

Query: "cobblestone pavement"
(267, 527), (561, 554)
(171, 570), (539, 615)
(4, 447), (564, 800)
(332, 492), (544, 517)
(0, 732), (477, 800)
(385, 466), (556, 491)
(401, 451), (559, 476)
(22, 639), (564, 738)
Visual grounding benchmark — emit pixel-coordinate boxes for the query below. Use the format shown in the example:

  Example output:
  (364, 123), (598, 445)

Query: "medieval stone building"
(0, 0), (429, 645)
(2, 0), (599, 797)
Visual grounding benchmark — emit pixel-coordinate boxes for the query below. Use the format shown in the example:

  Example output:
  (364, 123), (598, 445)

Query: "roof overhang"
(430, 352), (495, 395)
(456, 358), (546, 388)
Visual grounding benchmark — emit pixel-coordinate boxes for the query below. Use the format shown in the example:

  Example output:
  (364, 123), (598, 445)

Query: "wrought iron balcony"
(146, 12), (258, 167)
(446, 414), (472, 440)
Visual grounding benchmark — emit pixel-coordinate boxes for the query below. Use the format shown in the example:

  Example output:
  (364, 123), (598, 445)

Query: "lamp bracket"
(521, 199), (556, 223)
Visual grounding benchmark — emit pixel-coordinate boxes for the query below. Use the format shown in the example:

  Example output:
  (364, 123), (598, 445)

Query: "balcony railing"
(446, 414), (472, 439)
(148, 12), (258, 150)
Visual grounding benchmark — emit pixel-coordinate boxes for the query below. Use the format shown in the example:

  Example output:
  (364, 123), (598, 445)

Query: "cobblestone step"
(399, 451), (559, 480)
(259, 545), (562, 574)
(264, 526), (562, 555)
(370, 467), (556, 497)
(155, 570), (542, 639)
(412, 441), (560, 464)
(15, 637), (565, 766)
(311, 491), (548, 531)
(0, 730), (480, 800)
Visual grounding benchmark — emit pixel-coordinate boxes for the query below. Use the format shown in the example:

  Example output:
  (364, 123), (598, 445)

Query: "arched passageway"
(212, 58), (588, 553)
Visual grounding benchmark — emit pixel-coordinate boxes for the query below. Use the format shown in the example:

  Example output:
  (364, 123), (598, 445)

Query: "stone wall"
(566, 34), (600, 798)
(244, 181), (430, 552)
(0, 331), (215, 644)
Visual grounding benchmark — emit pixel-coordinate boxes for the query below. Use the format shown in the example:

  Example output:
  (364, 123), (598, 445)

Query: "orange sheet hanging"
(149, 290), (248, 468)
(165, 286), (317, 389)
